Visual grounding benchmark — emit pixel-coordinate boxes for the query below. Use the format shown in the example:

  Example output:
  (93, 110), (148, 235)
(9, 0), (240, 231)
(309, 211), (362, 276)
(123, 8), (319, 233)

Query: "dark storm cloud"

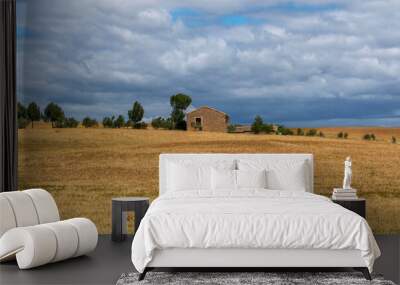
(16, 0), (400, 126)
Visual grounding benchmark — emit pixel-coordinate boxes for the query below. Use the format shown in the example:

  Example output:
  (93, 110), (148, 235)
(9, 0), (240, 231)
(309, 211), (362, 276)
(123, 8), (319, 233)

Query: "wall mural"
(16, 0), (400, 233)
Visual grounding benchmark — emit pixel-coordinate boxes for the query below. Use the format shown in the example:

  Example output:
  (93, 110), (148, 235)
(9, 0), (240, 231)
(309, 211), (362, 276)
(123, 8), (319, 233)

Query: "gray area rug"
(116, 272), (396, 285)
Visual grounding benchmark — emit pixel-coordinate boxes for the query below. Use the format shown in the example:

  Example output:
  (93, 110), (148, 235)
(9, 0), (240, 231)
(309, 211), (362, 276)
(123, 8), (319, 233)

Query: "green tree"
(128, 101), (144, 126)
(296, 128), (304, 136)
(170, 93), (192, 130)
(251, 115), (264, 134)
(114, 115), (125, 128)
(306, 129), (318, 136)
(102, 116), (114, 128)
(44, 102), (65, 127)
(27, 102), (41, 128)
(17, 102), (29, 129)
(82, 117), (98, 128)
(17, 102), (27, 119)
(337, 131), (344, 138)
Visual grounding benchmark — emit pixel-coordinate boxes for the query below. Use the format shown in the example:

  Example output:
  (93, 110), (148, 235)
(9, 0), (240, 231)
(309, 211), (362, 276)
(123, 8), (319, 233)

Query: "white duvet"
(131, 190), (380, 273)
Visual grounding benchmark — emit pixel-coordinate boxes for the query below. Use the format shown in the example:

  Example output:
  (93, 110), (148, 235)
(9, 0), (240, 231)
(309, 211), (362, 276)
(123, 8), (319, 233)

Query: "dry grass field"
(18, 126), (400, 234)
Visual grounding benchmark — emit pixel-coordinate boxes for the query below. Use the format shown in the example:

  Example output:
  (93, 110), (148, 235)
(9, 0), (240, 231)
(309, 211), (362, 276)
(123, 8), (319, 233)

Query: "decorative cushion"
(238, 159), (308, 191)
(236, 169), (267, 189)
(166, 160), (235, 192)
(211, 168), (237, 191)
(167, 163), (211, 191)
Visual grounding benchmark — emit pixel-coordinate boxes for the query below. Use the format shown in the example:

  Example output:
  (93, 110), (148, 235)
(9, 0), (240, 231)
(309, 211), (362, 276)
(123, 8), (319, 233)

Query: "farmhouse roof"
(188, 106), (229, 117)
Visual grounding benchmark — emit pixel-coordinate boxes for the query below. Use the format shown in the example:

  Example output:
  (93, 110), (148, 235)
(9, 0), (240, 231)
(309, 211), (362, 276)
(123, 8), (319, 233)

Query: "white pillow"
(211, 168), (236, 191)
(236, 169), (267, 189)
(167, 162), (211, 191)
(167, 160), (236, 192)
(238, 159), (308, 191)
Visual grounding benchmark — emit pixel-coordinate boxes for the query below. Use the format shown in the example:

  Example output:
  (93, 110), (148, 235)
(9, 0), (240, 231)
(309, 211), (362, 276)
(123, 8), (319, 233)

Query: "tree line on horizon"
(17, 93), (193, 131)
(16, 97), (395, 143)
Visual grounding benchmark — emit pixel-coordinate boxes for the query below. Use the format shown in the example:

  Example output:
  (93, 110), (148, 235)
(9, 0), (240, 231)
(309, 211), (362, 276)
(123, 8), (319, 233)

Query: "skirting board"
(148, 248), (366, 268)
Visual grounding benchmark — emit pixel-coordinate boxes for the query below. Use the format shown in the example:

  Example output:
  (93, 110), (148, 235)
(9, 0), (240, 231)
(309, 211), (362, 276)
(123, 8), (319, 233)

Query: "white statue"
(343, 156), (352, 189)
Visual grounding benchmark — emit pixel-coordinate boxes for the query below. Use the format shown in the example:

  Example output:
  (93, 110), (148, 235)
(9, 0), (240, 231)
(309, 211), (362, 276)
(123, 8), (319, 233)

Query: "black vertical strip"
(0, 0), (17, 192)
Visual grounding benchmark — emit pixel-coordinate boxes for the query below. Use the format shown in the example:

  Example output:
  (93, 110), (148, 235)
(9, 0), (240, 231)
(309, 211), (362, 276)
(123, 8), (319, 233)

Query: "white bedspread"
(131, 190), (380, 273)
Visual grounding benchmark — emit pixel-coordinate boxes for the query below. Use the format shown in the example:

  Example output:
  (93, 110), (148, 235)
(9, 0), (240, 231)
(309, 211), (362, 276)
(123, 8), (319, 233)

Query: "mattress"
(131, 190), (380, 273)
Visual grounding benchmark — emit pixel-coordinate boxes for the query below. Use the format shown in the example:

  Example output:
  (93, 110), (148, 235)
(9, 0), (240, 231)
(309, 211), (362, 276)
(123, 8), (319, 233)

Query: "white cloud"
(17, 0), (400, 125)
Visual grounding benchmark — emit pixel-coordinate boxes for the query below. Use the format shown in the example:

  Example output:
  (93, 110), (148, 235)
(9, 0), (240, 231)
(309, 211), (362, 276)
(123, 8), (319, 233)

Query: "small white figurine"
(343, 156), (352, 189)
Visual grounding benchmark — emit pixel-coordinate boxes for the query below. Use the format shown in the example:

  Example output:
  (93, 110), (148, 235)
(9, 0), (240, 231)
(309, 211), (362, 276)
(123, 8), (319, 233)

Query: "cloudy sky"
(16, 0), (400, 126)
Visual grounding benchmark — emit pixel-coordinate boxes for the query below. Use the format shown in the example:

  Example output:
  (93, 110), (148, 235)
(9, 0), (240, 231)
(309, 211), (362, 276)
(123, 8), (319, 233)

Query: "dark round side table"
(111, 197), (149, 242)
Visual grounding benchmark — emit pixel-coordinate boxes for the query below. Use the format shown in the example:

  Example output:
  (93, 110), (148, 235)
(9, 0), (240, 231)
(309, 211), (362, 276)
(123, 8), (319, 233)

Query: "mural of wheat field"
(18, 126), (400, 234)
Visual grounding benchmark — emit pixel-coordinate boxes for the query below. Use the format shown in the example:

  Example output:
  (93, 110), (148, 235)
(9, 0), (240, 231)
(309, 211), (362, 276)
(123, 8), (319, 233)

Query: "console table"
(111, 197), (149, 242)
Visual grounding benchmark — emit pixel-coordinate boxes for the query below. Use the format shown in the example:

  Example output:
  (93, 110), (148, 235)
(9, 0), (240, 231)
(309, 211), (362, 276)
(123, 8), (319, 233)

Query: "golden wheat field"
(18, 125), (400, 234)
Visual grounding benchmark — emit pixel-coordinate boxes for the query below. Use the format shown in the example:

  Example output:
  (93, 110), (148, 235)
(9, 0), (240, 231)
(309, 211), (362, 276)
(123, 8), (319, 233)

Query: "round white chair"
(0, 189), (98, 269)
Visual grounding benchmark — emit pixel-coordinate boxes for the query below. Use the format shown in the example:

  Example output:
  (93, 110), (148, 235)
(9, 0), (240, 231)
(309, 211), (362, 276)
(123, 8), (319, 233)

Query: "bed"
(131, 154), (380, 280)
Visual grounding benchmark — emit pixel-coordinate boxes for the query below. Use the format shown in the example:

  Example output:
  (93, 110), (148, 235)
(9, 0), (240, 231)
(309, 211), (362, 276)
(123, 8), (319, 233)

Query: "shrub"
(277, 125), (293, 135)
(337, 132), (344, 138)
(297, 128), (304, 136)
(134, 122), (148, 129)
(344, 132), (348, 139)
(363, 133), (376, 141)
(82, 117), (98, 128)
(318, 131), (325, 137)
(392, 136), (397, 144)
(151, 117), (173, 130)
(363, 134), (371, 140)
(306, 129), (318, 136)
(54, 117), (79, 128)
(227, 124), (236, 133)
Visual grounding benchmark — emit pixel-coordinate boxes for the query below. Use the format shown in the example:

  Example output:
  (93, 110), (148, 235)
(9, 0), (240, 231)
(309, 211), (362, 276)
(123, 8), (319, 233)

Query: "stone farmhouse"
(187, 106), (229, 132)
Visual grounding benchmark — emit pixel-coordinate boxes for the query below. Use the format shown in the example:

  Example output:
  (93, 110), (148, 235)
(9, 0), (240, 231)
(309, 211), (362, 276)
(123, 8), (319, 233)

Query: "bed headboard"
(159, 153), (314, 195)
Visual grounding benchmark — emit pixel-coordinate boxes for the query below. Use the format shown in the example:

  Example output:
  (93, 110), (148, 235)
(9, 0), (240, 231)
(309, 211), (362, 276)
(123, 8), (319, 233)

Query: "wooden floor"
(0, 235), (399, 285)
